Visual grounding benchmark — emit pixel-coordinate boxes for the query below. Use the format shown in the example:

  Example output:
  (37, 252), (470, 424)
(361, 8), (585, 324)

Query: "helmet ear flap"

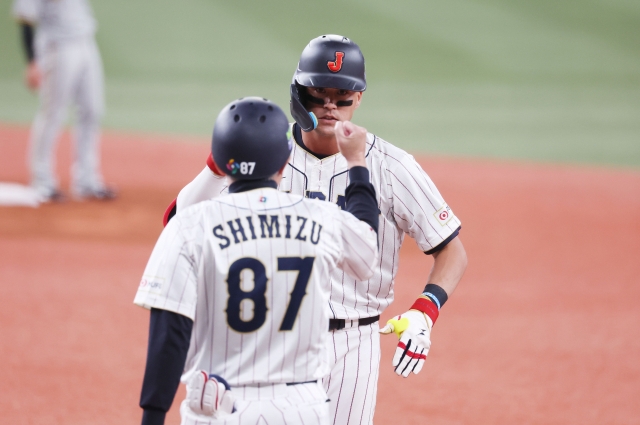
(290, 84), (318, 132)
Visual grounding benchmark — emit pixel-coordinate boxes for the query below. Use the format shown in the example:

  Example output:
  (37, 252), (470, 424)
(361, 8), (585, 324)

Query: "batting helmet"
(290, 34), (367, 132)
(212, 97), (292, 181)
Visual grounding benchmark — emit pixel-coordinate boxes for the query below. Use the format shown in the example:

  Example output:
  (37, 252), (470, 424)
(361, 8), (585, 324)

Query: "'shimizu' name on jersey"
(135, 189), (378, 386)
(281, 129), (461, 320)
(212, 212), (323, 250)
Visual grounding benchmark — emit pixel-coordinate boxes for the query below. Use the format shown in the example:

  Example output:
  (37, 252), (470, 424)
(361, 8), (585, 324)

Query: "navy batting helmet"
(212, 97), (292, 180)
(290, 35), (367, 132)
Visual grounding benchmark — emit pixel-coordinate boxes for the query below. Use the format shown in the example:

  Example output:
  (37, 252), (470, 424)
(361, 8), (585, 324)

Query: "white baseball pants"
(180, 381), (330, 425)
(323, 322), (381, 425)
(29, 36), (105, 197)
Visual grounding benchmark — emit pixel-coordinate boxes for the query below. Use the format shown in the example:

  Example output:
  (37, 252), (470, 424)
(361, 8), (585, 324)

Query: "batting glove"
(186, 370), (235, 418)
(379, 309), (433, 377)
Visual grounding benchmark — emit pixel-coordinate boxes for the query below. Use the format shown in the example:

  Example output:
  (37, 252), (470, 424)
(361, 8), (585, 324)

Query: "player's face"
(305, 87), (362, 138)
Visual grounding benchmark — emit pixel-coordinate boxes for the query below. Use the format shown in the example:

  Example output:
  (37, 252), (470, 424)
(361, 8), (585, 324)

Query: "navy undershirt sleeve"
(345, 166), (379, 234)
(20, 22), (35, 63)
(140, 308), (193, 425)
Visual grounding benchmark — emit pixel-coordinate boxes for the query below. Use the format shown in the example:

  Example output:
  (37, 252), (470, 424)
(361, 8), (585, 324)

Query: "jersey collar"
(293, 123), (332, 160)
(228, 179), (278, 194)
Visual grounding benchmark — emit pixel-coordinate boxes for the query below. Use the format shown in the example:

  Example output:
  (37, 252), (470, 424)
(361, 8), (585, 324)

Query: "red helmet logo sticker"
(327, 52), (345, 72)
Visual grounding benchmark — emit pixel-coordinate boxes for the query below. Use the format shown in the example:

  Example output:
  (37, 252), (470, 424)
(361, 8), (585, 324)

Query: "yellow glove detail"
(379, 316), (410, 338)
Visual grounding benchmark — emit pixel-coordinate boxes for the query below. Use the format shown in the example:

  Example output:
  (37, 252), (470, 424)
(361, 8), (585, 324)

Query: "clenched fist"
(334, 121), (367, 168)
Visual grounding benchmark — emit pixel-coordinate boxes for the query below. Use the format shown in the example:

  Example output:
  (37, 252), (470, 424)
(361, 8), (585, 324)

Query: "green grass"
(1, 0), (638, 167)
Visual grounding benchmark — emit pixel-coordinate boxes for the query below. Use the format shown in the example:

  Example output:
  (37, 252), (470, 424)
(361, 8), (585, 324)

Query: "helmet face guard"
(212, 97), (292, 180)
(290, 35), (366, 132)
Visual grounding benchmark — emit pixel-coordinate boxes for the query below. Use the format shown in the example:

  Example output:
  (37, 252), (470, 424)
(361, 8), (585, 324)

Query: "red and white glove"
(186, 370), (235, 418)
(379, 297), (438, 377)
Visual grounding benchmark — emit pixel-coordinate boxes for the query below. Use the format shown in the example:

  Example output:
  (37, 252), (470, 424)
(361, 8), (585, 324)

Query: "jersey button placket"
(313, 162), (322, 191)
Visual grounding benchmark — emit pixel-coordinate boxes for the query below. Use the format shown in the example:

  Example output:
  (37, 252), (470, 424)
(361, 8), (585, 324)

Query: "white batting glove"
(379, 309), (433, 377)
(186, 370), (236, 418)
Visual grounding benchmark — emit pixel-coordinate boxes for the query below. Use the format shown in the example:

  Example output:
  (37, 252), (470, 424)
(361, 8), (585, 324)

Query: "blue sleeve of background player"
(140, 308), (193, 425)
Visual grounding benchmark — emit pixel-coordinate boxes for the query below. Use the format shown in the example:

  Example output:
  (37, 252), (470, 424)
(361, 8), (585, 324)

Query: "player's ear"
(271, 165), (287, 186)
(269, 164), (287, 181)
(353, 92), (363, 110)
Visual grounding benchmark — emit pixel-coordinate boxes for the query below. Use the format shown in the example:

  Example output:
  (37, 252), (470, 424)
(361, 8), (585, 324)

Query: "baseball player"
(164, 35), (468, 425)
(12, 0), (115, 202)
(134, 97), (380, 425)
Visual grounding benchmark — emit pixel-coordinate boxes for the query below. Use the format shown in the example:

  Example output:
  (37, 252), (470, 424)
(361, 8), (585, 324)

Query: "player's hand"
(379, 310), (432, 377)
(25, 62), (42, 91)
(335, 121), (367, 168)
(186, 370), (235, 418)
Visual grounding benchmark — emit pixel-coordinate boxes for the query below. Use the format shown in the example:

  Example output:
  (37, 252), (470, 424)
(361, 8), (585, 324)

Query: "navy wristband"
(422, 283), (448, 310)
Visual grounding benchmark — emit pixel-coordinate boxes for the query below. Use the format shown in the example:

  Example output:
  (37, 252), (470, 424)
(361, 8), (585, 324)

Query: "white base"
(0, 183), (41, 207)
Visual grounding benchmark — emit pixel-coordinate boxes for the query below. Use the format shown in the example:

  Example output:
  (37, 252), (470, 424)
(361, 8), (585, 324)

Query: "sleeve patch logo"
(433, 205), (453, 226)
(139, 275), (164, 293)
(327, 51), (345, 72)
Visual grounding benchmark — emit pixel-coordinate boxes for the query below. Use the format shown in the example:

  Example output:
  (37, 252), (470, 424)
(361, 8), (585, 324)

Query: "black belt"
(328, 315), (380, 331)
(286, 380), (317, 386)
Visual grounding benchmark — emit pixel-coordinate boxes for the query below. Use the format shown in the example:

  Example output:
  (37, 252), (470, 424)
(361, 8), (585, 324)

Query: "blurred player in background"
(12, 0), (115, 202)
(165, 35), (468, 425)
(134, 97), (380, 425)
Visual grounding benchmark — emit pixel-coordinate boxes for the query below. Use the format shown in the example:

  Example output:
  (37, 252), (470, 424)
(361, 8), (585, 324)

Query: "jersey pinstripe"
(281, 130), (460, 320)
(135, 188), (378, 387)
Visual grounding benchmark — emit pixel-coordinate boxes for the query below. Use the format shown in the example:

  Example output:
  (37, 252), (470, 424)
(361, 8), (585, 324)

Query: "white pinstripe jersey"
(135, 188), (378, 386)
(280, 130), (461, 320)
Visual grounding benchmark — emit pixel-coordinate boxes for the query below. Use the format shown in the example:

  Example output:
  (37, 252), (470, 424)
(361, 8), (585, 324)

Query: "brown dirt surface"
(1, 122), (639, 424)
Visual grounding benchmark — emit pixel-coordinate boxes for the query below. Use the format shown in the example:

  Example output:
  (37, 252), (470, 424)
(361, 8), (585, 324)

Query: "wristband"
(410, 297), (439, 325)
(422, 283), (448, 310)
(206, 153), (225, 177)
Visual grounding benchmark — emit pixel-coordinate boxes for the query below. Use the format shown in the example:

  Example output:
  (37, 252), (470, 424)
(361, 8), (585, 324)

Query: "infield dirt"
(1, 123), (638, 424)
